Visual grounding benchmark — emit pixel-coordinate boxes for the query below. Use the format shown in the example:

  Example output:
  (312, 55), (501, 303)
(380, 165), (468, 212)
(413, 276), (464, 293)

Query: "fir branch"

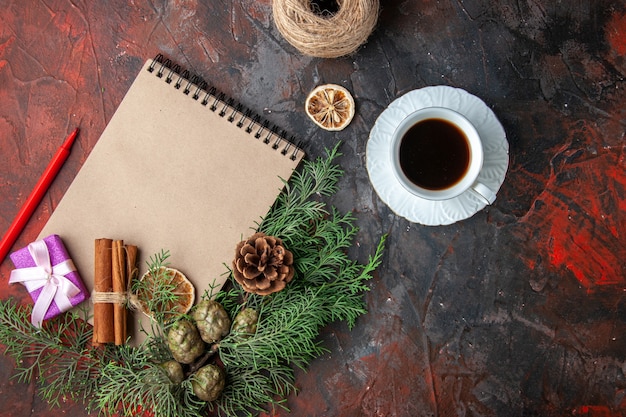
(0, 143), (387, 417)
(259, 143), (343, 240)
(213, 280), (246, 314)
(132, 250), (182, 326)
(0, 299), (101, 408)
(216, 365), (290, 417)
(218, 232), (386, 376)
(214, 144), (387, 415)
(219, 287), (329, 371)
(292, 208), (360, 287)
(94, 358), (203, 417)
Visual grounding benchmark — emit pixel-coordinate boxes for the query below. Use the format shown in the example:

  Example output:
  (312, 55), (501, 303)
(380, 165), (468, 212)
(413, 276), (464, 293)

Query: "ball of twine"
(272, 0), (380, 58)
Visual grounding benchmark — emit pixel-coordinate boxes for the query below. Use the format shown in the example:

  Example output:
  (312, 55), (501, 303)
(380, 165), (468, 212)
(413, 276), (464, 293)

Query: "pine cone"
(232, 232), (295, 295)
(160, 360), (184, 384)
(167, 319), (205, 364)
(192, 364), (226, 402)
(192, 300), (231, 344)
(232, 308), (259, 336)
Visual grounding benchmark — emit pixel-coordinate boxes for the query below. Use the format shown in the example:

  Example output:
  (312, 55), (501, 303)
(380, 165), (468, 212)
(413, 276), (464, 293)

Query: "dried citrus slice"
(136, 267), (195, 320)
(305, 84), (355, 131)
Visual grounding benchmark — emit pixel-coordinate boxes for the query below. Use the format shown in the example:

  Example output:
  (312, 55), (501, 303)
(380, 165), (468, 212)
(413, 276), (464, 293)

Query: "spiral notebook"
(39, 55), (304, 330)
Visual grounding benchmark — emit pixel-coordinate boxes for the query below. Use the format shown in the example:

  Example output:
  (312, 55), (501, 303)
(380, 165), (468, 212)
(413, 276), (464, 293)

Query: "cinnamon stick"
(125, 244), (138, 344)
(112, 240), (127, 345)
(125, 244), (138, 284)
(93, 238), (114, 345)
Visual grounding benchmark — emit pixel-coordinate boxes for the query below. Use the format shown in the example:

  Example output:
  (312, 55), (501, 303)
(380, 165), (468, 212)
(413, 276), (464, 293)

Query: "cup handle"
(470, 182), (497, 205)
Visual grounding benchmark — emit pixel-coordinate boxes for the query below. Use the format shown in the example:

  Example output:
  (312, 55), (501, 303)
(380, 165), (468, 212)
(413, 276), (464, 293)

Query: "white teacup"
(390, 107), (496, 204)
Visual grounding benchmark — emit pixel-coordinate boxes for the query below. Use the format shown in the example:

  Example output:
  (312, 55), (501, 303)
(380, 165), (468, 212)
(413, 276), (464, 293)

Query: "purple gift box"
(10, 234), (89, 321)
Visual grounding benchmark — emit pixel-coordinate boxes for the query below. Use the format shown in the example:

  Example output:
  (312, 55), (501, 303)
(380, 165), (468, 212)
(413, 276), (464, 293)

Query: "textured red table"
(2, 1), (626, 416)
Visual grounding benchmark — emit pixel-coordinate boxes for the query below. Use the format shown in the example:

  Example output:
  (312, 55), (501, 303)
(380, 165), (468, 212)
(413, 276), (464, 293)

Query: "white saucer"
(366, 86), (509, 226)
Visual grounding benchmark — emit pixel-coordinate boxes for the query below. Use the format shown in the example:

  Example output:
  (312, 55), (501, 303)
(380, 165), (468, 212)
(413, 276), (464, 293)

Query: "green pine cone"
(232, 308), (259, 335)
(192, 300), (231, 344)
(160, 360), (184, 384)
(167, 319), (205, 364)
(192, 364), (226, 402)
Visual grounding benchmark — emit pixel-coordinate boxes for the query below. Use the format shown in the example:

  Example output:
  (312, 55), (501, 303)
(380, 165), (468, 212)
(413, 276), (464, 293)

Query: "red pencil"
(0, 128), (79, 262)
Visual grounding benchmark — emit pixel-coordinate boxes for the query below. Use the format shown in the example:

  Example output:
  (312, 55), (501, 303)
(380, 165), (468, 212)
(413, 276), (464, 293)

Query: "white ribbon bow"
(9, 239), (80, 327)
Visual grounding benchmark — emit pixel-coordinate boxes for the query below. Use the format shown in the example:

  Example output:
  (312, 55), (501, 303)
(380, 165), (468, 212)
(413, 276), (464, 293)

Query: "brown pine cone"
(232, 232), (295, 295)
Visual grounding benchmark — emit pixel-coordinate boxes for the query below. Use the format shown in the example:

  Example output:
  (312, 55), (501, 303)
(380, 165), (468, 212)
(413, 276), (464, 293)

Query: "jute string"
(92, 291), (127, 305)
(91, 261), (141, 308)
(272, 0), (380, 58)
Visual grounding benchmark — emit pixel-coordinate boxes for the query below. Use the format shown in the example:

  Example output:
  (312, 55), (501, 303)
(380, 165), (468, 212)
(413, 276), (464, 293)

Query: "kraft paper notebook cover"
(38, 55), (303, 337)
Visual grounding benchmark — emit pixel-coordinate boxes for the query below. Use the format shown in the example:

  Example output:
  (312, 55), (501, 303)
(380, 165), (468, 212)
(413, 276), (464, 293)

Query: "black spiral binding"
(147, 54), (302, 161)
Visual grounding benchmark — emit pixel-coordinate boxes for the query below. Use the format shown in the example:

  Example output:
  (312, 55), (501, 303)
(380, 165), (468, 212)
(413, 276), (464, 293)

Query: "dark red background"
(2, 1), (626, 416)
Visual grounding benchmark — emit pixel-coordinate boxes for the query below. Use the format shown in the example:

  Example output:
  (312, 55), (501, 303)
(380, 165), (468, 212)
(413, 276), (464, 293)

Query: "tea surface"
(399, 118), (470, 190)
